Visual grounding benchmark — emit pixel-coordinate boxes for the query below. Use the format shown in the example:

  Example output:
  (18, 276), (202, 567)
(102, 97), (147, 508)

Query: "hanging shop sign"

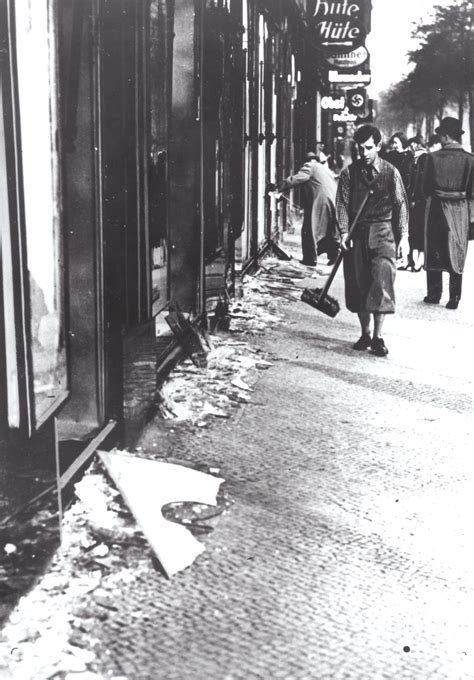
(311, 0), (372, 34)
(333, 108), (358, 122)
(333, 122), (347, 138)
(321, 95), (345, 110)
(356, 99), (375, 124)
(347, 87), (367, 113)
(312, 15), (366, 52)
(328, 69), (371, 84)
(324, 45), (369, 69)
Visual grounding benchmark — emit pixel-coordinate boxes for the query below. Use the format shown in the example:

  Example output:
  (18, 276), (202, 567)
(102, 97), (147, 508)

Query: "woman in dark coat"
(407, 135), (428, 271)
(384, 132), (413, 195)
(383, 133), (414, 269)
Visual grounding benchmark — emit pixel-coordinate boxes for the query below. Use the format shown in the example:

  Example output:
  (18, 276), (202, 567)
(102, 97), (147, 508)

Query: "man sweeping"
(336, 124), (409, 356)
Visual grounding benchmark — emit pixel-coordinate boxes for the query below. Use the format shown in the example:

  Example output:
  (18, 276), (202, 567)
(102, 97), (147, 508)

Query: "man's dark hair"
(353, 124), (382, 146)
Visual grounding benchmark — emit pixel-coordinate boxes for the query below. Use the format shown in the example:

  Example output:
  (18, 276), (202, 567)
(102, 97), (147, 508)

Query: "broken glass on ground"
(99, 450), (225, 578)
(156, 257), (310, 426)
(0, 256), (298, 677)
(157, 335), (269, 425)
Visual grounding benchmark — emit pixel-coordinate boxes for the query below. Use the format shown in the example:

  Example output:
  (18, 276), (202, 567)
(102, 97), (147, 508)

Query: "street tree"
(377, 1), (473, 145)
(410, 1), (473, 128)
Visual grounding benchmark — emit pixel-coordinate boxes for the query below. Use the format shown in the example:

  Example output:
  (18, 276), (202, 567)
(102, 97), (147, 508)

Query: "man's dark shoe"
(370, 336), (389, 357)
(423, 295), (440, 304)
(446, 298), (459, 310)
(352, 333), (371, 351)
(300, 259), (317, 267)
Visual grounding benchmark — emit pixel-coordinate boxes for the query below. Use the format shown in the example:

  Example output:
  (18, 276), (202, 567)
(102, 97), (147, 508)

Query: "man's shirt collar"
(372, 157), (381, 173)
(442, 142), (464, 150)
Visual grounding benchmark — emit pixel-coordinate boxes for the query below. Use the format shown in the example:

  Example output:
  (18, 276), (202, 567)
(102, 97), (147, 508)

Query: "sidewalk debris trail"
(0, 454), (231, 680)
(0, 255), (302, 680)
(158, 254), (319, 427)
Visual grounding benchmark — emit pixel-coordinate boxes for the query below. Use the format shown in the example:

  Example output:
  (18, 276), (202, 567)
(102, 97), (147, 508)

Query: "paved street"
(83, 252), (473, 679)
(2, 250), (474, 680)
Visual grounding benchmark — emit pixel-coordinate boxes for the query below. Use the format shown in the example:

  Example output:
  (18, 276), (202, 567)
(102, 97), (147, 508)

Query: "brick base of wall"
(122, 328), (182, 443)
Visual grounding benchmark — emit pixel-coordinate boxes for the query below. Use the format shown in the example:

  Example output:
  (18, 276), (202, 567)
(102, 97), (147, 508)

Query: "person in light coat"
(276, 151), (339, 267)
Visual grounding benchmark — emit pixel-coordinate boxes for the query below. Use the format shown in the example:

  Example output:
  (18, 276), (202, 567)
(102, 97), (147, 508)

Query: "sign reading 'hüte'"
(312, 0), (371, 32)
(311, 0), (371, 52)
(313, 1), (360, 17)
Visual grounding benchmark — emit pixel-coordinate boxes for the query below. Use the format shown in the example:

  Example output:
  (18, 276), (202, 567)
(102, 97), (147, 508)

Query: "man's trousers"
(426, 269), (462, 302)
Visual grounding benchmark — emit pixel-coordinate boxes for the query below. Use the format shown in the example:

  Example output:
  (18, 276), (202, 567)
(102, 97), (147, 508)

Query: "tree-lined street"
(377, 1), (473, 140)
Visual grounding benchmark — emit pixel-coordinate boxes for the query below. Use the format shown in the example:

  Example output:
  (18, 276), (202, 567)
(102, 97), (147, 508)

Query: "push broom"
(301, 188), (373, 318)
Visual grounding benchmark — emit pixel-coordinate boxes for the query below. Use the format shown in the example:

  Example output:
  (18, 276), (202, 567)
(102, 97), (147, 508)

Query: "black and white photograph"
(0, 0), (473, 678)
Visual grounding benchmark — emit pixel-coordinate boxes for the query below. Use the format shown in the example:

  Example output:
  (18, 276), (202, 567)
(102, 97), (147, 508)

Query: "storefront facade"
(1, 0), (67, 439)
(1, 0), (324, 447)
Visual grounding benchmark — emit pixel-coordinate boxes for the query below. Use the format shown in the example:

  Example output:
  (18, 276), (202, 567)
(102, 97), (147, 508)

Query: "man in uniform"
(336, 124), (409, 356)
(423, 117), (474, 309)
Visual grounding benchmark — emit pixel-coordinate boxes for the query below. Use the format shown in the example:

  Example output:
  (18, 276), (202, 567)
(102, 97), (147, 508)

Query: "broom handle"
(317, 189), (373, 303)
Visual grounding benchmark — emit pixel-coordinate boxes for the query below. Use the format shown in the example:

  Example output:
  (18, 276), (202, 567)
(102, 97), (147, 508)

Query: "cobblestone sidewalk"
(1, 251), (473, 680)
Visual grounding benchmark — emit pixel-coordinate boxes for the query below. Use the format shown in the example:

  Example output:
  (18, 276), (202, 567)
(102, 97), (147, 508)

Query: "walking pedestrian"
(406, 135), (428, 272)
(382, 132), (413, 271)
(336, 124), (409, 357)
(273, 151), (339, 267)
(423, 117), (474, 309)
(384, 132), (413, 194)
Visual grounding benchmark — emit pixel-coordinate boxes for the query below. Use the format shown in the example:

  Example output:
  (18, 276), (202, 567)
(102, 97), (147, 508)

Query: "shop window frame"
(0, 0), (69, 438)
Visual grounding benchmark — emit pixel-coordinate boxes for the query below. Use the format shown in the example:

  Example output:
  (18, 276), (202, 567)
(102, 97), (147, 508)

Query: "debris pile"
(229, 256), (319, 333)
(0, 465), (146, 679)
(0, 498), (59, 628)
(165, 305), (208, 368)
(158, 337), (273, 425)
(157, 255), (317, 426)
(0, 254), (303, 678)
(1, 454), (232, 678)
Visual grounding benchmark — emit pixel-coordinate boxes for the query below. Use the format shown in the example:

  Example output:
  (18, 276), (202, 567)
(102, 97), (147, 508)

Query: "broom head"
(301, 287), (340, 318)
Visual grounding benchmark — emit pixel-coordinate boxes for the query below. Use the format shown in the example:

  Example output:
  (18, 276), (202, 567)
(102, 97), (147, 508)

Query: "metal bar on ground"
(0, 420), (117, 529)
(0, 484), (56, 527)
(59, 420), (117, 490)
(54, 417), (63, 541)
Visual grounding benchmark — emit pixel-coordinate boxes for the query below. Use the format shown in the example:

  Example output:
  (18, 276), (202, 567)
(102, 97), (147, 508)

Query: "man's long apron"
(343, 221), (396, 313)
(343, 168), (397, 314)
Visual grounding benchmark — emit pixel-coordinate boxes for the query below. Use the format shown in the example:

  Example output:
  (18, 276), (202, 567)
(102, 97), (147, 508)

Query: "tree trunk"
(469, 90), (474, 152)
(438, 96), (445, 123)
(426, 113), (433, 139)
(458, 91), (465, 124)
